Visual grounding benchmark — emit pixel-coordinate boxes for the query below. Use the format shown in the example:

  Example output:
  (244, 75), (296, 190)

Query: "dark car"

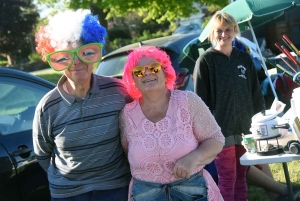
(95, 33), (202, 91)
(0, 67), (55, 201)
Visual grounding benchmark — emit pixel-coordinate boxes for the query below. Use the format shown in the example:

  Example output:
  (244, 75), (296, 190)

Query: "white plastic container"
(291, 87), (300, 119)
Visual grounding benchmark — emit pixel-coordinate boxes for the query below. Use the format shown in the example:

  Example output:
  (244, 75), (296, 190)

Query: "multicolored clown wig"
(123, 46), (176, 100)
(36, 9), (107, 61)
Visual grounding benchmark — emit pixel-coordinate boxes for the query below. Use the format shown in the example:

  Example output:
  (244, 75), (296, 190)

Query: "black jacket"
(194, 47), (265, 147)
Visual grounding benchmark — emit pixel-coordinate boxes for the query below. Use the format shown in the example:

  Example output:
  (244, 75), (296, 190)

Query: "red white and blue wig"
(36, 9), (107, 61)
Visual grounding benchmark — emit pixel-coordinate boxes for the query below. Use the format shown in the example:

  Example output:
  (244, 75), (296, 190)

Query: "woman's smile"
(142, 78), (157, 83)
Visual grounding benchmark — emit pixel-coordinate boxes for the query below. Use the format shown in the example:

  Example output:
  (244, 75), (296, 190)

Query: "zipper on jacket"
(231, 56), (237, 136)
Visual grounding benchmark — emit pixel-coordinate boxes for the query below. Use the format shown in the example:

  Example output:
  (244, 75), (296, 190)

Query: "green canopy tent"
(199, 0), (300, 100)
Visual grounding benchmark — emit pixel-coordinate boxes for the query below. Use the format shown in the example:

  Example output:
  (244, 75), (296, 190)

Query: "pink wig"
(123, 46), (176, 100)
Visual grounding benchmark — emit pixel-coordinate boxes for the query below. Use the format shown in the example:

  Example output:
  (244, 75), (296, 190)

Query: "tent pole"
(247, 21), (278, 100)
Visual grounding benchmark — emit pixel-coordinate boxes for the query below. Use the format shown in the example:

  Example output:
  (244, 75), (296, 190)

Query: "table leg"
(282, 162), (294, 201)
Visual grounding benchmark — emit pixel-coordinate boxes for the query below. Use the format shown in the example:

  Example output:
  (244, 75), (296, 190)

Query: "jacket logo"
(237, 65), (246, 79)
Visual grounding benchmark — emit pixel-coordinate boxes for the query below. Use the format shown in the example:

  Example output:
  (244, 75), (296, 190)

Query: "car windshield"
(174, 24), (202, 34)
(174, 26), (189, 33)
(96, 49), (181, 77)
(96, 54), (128, 77)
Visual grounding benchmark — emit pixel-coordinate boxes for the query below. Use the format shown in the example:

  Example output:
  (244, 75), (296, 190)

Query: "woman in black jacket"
(194, 11), (265, 201)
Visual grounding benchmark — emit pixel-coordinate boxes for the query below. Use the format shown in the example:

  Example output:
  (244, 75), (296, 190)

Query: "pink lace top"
(120, 90), (225, 201)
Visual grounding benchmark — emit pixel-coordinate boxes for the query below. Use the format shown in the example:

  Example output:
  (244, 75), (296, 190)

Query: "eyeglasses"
(132, 62), (162, 78)
(45, 43), (103, 71)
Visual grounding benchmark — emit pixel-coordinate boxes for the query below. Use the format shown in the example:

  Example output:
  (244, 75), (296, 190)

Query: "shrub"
(108, 38), (132, 50)
(132, 30), (170, 43)
(107, 27), (131, 41)
(28, 52), (42, 63)
(0, 60), (8, 66)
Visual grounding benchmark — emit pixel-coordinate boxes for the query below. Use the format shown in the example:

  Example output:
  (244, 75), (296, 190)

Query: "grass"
(248, 161), (300, 201)
(35, 72), (62, 84)
(35, 72), (300, 201)
(0, 60), (8, 66)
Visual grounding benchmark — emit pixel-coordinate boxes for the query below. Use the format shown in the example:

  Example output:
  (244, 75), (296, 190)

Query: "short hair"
(208, 11), (240, 46)
(35, 9), (107, 61)
(123, 46), (176, 100)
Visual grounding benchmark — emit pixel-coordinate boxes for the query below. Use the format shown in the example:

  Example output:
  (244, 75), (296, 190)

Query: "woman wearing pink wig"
(120, 46), (225, 201)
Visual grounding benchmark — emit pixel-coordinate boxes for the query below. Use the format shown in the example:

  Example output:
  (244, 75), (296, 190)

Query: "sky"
(34, 0), (66, 19)
(37, 4), (52, 18)
(33, 0), (52, 18)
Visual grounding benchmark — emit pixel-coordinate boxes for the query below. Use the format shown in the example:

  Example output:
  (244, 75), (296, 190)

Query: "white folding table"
(240, 152), (300, 200)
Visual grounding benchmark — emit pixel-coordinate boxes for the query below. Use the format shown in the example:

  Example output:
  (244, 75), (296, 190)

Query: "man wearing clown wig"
(33, 9), (132, 200)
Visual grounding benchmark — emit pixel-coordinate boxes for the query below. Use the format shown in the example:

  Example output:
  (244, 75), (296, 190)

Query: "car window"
(96, 54), (128, 76)
(0, 77), (50, 135)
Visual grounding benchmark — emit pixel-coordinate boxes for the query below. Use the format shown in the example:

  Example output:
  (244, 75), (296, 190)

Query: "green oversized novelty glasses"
(45, 43), (103, 71)
(132, 62), (162, 78)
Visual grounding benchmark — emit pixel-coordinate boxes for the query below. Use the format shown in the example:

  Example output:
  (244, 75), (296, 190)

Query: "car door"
(0, 74), (54, 201)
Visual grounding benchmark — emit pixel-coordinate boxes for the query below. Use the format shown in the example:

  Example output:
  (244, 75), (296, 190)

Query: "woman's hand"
(172, 139), (223, 179)
(172, 152), (198, 179)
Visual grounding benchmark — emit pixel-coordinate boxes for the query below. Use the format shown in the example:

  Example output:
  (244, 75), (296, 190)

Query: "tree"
(0, 0), (39, 66)
(36, 0), (229, 25)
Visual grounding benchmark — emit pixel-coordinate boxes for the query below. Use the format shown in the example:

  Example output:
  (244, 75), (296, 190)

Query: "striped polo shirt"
(33, 74), (132, 198)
